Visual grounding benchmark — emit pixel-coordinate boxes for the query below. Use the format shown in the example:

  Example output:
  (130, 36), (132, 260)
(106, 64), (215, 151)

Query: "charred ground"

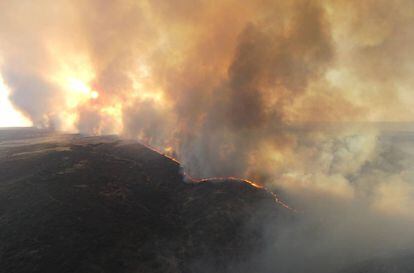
(2, 128), (414, 273)
(0, 128), (290, 273)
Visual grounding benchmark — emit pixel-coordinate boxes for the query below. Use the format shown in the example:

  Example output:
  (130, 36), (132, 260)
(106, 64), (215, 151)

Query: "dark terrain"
(0, 128), (290, 273)
(340, 254), (414, 273)
(1, 128), (414, 273)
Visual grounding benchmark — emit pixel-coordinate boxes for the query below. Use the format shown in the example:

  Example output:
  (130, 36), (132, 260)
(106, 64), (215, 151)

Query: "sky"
(1, 0), (414, 134)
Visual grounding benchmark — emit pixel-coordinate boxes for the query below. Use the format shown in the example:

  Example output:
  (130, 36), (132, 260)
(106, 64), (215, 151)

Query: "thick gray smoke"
(250, 125), (414, 273)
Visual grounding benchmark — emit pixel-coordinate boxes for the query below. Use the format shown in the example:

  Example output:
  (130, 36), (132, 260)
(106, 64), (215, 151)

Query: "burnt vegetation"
(0, 128), (289, 273)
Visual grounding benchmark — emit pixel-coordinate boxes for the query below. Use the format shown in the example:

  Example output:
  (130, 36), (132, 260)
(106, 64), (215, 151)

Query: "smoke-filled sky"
(1, 0), (414, 130)
(1, 0), (414, 170)
(2, 1), (414, 271)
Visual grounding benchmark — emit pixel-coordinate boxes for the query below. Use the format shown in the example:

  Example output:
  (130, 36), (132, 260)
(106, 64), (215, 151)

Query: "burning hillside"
(1, 0), (414, 272)
(0, 128), (292, 273)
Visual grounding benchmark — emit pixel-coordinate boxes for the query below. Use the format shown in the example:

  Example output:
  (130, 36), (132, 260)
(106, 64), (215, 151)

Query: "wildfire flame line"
(132, 139), (295, 211)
